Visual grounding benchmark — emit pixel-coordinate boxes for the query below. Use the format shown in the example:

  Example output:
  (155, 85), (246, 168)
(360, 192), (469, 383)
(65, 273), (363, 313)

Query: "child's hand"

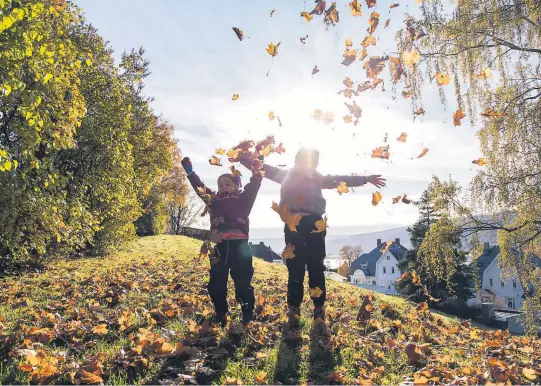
(366, 175), (386, 188)
(181, 157), (193, 174)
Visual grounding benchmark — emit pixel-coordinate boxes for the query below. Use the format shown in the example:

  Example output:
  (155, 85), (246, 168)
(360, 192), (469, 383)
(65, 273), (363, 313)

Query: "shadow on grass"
(272, 337), (303, 384)
(308, 322), (338, 384)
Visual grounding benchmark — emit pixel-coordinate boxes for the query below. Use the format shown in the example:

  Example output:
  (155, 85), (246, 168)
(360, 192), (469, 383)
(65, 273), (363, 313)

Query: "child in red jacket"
(181, 157), (262, 326)
(240, 148), (385, 328)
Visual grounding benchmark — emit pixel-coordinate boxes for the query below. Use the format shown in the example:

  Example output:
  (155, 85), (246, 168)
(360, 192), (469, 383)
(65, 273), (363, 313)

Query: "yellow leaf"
(397, 132), (407, 142)
(523, 368), (538, 381)
(343, 115), (352, 123)
(349, 0), (362, 16)
(3, 161), (12, 171)
(372, 191), (382, 206)
(345, 37), (353, 47)
(226, 148), (241, 159)
(282, 244), (295, 259)
(266, 42), (280, 57)
(401, 49), (420, 68)
(300, 12), (313, 22)
(472, 158), (488, 166)
(232, 93), (239, 101)
(470, 329), (480, 340)
(476, 68), (492, 80)
(43, 73), (53, 84)
(309, 287), (323, 298)
(435, 71), (450, 86)
(2, 84), (11, 96)
(380, 240), (392, 253)
(337, 181), (350, 195)
(268, 111), (275, 120)
(255, 371), (267, 384)
(215, 148), (226, 155)
(230, 165), (242, 177)
(209, 156), (222, 166)
(92, 324), (108, 335)
(312, 217), (327, 233)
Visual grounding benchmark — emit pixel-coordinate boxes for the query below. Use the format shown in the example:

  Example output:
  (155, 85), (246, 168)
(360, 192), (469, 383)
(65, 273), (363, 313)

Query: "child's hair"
(295, 147), (320, 168)
(218, 173), (242, 188)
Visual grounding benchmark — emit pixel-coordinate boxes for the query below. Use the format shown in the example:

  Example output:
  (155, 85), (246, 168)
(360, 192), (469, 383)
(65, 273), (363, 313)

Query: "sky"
(74, 0), (480, 235)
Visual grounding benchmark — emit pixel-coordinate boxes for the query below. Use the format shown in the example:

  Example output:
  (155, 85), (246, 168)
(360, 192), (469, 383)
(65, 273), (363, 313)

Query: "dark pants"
(208, 239), (255, 315)
(284, 215), (327, 307)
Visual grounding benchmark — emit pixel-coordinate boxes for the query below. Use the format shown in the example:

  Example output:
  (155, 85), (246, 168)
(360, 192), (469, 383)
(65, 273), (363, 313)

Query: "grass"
(0, 235), (539, 385)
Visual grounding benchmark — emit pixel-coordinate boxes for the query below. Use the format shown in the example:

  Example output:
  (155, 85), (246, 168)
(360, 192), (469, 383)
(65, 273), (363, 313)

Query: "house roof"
(249, 242), (282, 262)
(349, 242), (408, 276)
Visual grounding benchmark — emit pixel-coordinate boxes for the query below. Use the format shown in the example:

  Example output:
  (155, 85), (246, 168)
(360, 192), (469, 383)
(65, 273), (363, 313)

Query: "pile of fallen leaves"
(1, 236), (540, 385)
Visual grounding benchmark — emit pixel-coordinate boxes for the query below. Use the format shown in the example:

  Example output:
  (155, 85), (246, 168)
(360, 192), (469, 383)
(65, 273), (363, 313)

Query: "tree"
(396, 190), (475, 314)
(394, 0), (541, 332)
(337, 261), (350, 278)
(339, 244), (363, 266)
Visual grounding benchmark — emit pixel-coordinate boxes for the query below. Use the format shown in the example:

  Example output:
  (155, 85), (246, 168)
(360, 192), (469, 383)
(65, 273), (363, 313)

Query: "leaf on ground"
(92, 324), (108, 335)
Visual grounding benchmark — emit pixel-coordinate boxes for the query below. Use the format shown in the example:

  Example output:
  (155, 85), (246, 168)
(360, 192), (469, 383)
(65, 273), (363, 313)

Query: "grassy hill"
(1, 235), (539, 385)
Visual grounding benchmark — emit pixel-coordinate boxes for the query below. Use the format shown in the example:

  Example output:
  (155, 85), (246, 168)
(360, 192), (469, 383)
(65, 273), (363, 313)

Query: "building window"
(392, 267), (395, 274)
(501, 281), (505, 288)
(513, 280), (517, 288)
(489, 278), (493, 287)
(386, 256), (390, 260)
(372, 280), (376, 285)
(506, 297), (516, 310)
(383, 267), (386, 274)
(360, 263), (367, 269)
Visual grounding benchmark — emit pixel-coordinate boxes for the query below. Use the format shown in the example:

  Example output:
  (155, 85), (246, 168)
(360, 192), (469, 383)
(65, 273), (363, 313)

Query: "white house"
(349, 238), (408, 294)
(468, 243), (529, 310)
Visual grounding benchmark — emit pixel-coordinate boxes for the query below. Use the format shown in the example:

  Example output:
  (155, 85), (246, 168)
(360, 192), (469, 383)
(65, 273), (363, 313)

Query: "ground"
(0, 235), (540, 385)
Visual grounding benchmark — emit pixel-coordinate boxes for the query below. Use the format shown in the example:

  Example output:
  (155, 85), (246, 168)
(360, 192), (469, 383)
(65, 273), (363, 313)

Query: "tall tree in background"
(396, 0), (541, 331)
(396, 191), (475, 314)
(339, 244), (363, 266)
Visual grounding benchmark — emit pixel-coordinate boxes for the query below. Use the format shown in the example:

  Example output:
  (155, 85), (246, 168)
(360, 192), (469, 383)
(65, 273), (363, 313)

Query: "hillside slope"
(0, 236), (539, 385)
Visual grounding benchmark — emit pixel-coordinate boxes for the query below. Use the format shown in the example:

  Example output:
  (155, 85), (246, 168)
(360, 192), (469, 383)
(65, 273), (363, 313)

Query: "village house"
(249, 242), (283, 264)
(348, 238), (408, 294)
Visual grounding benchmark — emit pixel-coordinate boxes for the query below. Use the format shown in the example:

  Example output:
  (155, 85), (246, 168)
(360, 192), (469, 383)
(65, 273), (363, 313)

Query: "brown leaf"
(480, 107), (507, 119)
(345, 101), (362, 118)
(405, 342), (423, 363)
(385, 19), (390, 28)
(363, 55), (388, 79)
(312, 65), (320, 75)
(300, 34), (309, 44)
(367, 11), (380, 34)
(413, 108), (425, 115)
(390, 3), (399, 8)
(341, 56), (356, 67)
(92, 324), (108, 335)
(416, 302), (428, 312)
(343, 77), (354, 88)
(209, 156), (222, 166)
(343, 115), (353, 123)
(402, 194), (411, 204)
(453, 109), (466, 126)
(300, 11), (314, 22)
(255, 371), (267, 384)
(312, 217), (327, 233)
(389, 57), (404, 82)
(417, 148), (429, 158)
(392, 196), (402, 204)
(232, 27), (244, 41)
(361, 35), (376, 47)
(365, 0), (376, 8)
(345, 37), (353, 47)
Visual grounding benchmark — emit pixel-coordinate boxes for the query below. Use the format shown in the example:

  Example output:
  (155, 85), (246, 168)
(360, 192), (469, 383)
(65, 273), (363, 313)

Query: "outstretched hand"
(366, 175), (386, 188)
(181, 157), (193, 174)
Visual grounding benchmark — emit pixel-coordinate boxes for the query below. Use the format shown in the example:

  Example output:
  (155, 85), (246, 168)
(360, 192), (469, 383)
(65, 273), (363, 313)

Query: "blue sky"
(74, 0), (480, 235)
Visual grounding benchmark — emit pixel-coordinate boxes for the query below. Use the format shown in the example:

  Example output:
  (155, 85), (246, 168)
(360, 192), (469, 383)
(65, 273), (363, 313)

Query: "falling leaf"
(345, 101), (362, 118)
(209, 156), (222, 166)
(226, 148), (241, 159)
(363, 55), (388, 79)
(230, 165), (242, 177)
(323, 2), (339, 26)
(397, 271), (409, 282)
(274, 143), (286, 154)
(359, 47), (368, 61)
(380, 240), (392, 252)
(413, 107), (425, 115)
(337, 181), (350, 195)
(390, 3), (399, 8)
(480, 107), (507, 119)
(343, 77), (354, 88)
(345, 37), (353, 47)
(367, 11), (380, 34)
(309, 287), (323, 298)
(272, 202), (301, 232)
(417, 148), (429, 158)
(311, 0), (327, 15)
(270, 9), (275, 17)
(476, 68), (492, 80)
(282, 244), (296, 259)
(312, 65), (320, 75)
(389, 57), (404, 82)
(300, 35), (309, 44)
(255, 371), (267, 384)
(472, 158), (488, 166)
(371, 145), (390, 159)
(392, 196), (402, 204)
(341, 56), (356, 67)
(361, 35), (376, 47)
(435, 72), (450, 86)
(215, 148), (226, 155)
(313, 109), (324, 121)
(268, 111), (275, 121)
(232, 94), (239, 101)
(92, 324), (108, 335)
(402, 195), (411, 204)
(397, 132), (407, 142)
(312, 217), (327, 233)
(232, 27), (244, 41)
(323, 112), (334, 124)
(342, 88), (359, 98)
(349, 0), (362, 16)
(344, 48), (357, 58)
(453, 109), (466, 126)
(385, 19), (390, 28)
(402, 48), (420, 68)
(402, 89), (413, 98)
(365, 0), (376, 8)
(343, 115), (353, 123)
(266, 42), (281, 57)
(372, 191), (382, 206)
(300, 12), (314, 22)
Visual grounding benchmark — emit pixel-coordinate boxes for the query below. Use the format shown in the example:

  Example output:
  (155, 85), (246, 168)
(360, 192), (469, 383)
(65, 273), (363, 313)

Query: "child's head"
(295, 147), (319, 169)
(217, 174), (241, 194)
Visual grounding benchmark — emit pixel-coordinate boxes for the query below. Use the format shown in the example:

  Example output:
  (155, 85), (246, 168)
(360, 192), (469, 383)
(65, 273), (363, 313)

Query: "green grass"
(0, 235), (539, 385)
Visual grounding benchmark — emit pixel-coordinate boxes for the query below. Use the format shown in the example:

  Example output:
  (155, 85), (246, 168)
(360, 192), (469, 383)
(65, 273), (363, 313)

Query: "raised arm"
(240, 171), (263, 213)
(321, 174), (386, 189)
(237, 153), (288, 184)
(181, 157), (215, 201)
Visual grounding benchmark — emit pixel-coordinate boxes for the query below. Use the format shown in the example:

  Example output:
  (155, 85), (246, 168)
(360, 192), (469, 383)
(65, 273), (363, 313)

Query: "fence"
(178, 227), (210, 241)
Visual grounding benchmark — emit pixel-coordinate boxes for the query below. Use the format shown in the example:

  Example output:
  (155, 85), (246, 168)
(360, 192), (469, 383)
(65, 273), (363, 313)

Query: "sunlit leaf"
(453, 109), (466, 126)
(397, 132), (407, 142)
(402, 49), (420, 68)
(372, 191), (382, 206)
(417, 148), (429, 158)
(266, 42), (281, 57)
(282, 244), (296, 259)
(337, 181), (350, 195)
(472, 158), (488, 166)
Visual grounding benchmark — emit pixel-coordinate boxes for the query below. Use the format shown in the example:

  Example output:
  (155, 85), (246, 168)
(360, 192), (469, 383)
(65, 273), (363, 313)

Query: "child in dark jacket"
(181, 157), (262, 326)
(241, 148), (385, 328)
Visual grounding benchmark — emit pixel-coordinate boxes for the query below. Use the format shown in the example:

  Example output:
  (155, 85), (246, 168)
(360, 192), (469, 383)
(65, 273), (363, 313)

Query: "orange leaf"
(274, 143), (286, 154)
(266, 42), (280, 57)
(343, 115), (352, 123)
(417, 148), (429, 158)
(312, 217), (327, 233)
(345, 37), (353, 47)
(523, 368), (539, 381)
(416, 302), (428, 312)
(371, 145), (390, 160)
(323, 111), (334, 124)
(472, 158), (488, 166)
(480, 107), (507, 119)
(343, 77), (354, 88)
(255, 371), (267, 384)
(230, 165), (242, 177)
(397, 132), (407, 142)
(337, 181), (350, 195)
(300, 12), (314, 22)
(361, 35), (376, 47)
(367, 11), (380, 34)
(209, 156), (222, 166)
(349, 0), (362, 16)
(92, 324), (108, 335)
(380, 240), (392, 252)
(270, 9), (275, 17)
(413, 107), (425, 115)
(79, 370), (103, 384)
(372, 191), (382, 206)
(392, 195), (402, 204)
(282, 244), (296, 259)
(435, 71), (450, 86)
(453, 109), (466, 126)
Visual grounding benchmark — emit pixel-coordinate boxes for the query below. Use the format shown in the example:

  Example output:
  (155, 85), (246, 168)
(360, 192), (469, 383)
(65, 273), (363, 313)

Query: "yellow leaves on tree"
(480, 107), (507, 119)
(472, 158), (488, 166)
(453, 109), (466, 126)
(337, 181), (350, 195)
(272, 202), (301, 231)
(402, 48), (420, 68)
(435, 72), (450, 86)
(266, 42), (280, 57)
(282, 243), (296, 259)
(372, 191), (382, 206)
(476, 68), (492, 80)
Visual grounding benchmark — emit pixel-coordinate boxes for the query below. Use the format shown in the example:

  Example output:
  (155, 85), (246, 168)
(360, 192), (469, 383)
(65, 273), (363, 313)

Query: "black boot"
(314, 306), (325, 321)
(212, 313), (227, 327)
(287, 306), (301, 330)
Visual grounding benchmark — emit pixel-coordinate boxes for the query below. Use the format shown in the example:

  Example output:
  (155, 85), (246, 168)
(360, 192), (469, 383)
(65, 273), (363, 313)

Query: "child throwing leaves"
(181, 157), (262, 326)
(241, 147), (385, 329)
